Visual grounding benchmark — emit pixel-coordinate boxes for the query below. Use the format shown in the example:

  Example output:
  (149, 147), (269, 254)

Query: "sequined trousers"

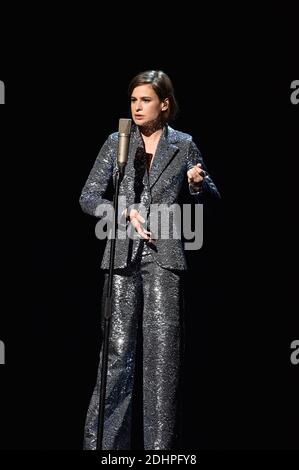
(83, 244), (185, 450)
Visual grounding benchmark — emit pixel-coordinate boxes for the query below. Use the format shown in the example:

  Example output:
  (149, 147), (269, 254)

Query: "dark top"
(145, 152), (153, 173)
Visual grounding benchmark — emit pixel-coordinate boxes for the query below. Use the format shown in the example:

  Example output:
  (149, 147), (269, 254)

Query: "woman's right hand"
(125, 208), (154, 241)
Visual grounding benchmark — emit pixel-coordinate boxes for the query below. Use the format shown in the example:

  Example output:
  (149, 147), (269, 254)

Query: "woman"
(79, 70), (220, 450)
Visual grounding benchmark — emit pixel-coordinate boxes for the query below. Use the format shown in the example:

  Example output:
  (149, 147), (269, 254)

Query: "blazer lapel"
(149, 126), (179, 189)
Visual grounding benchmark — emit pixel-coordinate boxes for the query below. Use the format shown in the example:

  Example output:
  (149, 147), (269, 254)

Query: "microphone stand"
(96, 164), (125, 450)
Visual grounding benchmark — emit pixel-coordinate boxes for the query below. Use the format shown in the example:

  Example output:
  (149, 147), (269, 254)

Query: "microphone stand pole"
(96, 165), (125, 450)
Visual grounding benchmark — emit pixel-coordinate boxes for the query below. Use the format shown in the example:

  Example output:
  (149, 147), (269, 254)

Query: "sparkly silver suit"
(80, 125), (220, 450)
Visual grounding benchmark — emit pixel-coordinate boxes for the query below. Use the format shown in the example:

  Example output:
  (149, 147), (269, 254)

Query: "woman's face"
(130, 84), (167, 127)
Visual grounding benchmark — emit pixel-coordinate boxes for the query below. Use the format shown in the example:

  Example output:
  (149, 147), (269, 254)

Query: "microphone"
(117, 118), (132, 176)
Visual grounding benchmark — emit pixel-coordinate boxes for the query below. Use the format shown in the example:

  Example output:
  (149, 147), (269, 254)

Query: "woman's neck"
(139, 117), (164, 138)
(141, 128), (163, 156)
(141, 128), (163, 144)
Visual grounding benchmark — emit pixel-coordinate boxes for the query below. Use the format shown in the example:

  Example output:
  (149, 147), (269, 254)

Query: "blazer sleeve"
(186, 139), (221, 203)
(79, 134), (116, 217)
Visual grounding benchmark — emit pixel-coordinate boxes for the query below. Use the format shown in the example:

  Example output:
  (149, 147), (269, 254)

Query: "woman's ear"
(161, 98), (169, 111)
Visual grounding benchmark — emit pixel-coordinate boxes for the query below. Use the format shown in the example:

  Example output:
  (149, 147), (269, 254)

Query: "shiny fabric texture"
(81, 124), (220, 450)
(79, 125), (220, 271)
(83, 245), (185, 450)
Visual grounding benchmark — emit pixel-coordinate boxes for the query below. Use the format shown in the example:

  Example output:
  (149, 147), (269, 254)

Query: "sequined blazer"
(79, 125), (220, 270)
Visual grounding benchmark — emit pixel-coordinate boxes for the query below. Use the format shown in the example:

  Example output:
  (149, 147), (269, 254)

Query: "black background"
(0, 6), (298, 453)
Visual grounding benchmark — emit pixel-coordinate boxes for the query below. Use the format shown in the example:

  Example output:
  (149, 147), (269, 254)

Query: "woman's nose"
(136, 101), (142, 111)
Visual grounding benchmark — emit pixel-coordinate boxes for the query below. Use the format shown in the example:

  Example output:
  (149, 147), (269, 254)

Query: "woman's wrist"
(189, 181), (203, 193)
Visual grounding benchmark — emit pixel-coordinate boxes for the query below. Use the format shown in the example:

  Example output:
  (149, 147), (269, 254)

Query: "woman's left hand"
(187, 163), (206, 187)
